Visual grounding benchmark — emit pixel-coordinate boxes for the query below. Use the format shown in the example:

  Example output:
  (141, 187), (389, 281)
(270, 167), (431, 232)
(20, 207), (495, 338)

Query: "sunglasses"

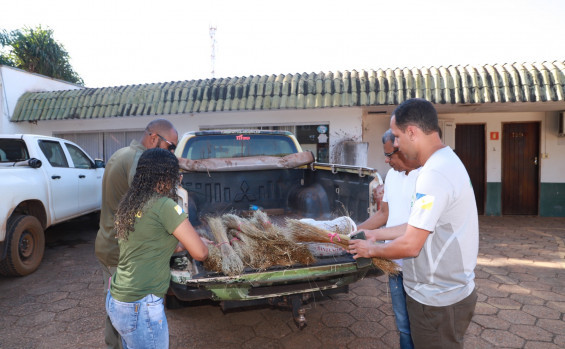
(384, 148), (399, 159)
(151, 132), (176, 152)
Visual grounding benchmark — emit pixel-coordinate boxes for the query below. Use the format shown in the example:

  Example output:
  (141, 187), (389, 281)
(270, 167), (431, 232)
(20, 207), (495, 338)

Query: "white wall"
(439, 111), (564, 183)
(0, 66), (82, 134)
(8, 106), (365, 165)
(4, 67), (562, 185)
(188, 107), (364, 163)
(363, 110), (565, 184)
(1, 66), (365, 165)
(362, 112), (391, 177)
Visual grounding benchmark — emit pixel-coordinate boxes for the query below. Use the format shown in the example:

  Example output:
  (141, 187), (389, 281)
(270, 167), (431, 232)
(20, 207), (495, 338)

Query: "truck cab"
(0, 134), (104, 276)
(177, 129), (302, 159)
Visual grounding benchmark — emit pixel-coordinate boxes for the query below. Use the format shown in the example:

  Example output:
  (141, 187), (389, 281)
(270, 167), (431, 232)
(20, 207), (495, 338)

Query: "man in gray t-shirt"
(349, 98), (478, 349)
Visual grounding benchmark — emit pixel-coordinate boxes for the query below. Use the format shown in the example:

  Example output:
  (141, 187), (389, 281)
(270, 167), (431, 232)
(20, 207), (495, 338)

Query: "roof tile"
(10, 61), (565, 121)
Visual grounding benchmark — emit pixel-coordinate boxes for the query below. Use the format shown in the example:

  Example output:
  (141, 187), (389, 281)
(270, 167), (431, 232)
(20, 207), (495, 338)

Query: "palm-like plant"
(0, 26), (84, 85)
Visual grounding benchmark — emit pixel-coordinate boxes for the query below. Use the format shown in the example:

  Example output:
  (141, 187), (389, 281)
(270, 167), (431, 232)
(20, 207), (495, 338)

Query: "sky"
(2, 0), (564, 88)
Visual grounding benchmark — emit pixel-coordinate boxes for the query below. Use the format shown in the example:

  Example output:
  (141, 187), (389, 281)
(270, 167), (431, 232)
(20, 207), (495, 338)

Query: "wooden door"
(455, 124), (486, 214)
(502, 122), (540, 215)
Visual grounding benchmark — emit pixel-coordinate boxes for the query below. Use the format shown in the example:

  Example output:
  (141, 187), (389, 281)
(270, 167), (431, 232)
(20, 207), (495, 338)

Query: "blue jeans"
(389, 272), (414, 349)
(106, 292), (169, 349)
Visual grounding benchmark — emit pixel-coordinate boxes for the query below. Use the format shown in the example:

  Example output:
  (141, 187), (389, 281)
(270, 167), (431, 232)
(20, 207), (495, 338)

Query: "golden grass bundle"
(222, 212), (315, 270)
(368, 257), (399, 276)
(202, 240), (223, 273)
(222, 214), (265, 268)
(249, 210), (272, 231)
(250, 210), (316, 268)
(285, 219), (399, 276)
(199, 212), (396, 276)
(286, 219), (350, 250)
(206, 216), (244, 276)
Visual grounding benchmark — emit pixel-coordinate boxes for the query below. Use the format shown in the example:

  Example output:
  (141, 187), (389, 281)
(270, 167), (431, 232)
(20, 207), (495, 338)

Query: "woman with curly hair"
(106, 148), (208, 349)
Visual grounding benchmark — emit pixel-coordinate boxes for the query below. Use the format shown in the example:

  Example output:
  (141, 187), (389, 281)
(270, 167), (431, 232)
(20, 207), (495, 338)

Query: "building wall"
(362, 109), (565, 217)
(444, 111), (565, 216)
(3, 67), (563, 216)
(362, 112), (391, 177)
(0, 66), (82, 134)
(9, 107), (365, 169)
(1, 67), (364, 166)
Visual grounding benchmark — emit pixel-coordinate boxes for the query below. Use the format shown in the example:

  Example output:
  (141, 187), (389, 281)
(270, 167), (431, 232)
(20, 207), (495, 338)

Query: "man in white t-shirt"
(356, 129), (419, 349)
(349, 98), (478, 349)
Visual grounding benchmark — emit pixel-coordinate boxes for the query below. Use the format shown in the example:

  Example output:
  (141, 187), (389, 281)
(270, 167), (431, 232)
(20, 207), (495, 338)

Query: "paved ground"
(0, 216), (563, 348)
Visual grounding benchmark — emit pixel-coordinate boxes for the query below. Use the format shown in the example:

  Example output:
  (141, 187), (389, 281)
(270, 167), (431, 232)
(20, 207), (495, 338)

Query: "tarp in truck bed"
(178, 151), (315, 172)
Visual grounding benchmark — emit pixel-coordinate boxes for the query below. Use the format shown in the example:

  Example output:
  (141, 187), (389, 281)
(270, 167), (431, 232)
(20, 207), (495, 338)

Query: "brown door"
(455, 124), (486, 214)
(502, 122), (540, 215)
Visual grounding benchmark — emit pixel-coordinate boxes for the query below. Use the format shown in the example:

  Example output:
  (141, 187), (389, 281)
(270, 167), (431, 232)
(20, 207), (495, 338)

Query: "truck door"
(38, 140), (79, 221)
(64, 142), (103, 212)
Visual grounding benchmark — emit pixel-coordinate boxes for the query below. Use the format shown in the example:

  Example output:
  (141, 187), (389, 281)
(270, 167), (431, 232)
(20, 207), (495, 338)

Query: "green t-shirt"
(110, 196), (188, 302)
(95, 139), (146, 267)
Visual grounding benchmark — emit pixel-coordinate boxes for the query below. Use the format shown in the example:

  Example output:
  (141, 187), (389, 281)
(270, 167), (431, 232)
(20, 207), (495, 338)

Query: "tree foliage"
(0, 26), (84, 85)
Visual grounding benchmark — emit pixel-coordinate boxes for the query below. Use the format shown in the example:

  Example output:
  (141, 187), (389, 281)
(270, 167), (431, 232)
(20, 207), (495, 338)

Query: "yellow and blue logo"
(415, 193), (434, 210)
(174, 204), (183, 215)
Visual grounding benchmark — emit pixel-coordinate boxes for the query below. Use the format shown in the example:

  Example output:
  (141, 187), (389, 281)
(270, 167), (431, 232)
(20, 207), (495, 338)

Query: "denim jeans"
(106, 292), (169, 349)
(389, 272), (414, 349)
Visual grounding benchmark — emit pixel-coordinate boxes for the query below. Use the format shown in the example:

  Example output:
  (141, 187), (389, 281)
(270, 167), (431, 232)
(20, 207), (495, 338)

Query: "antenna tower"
(209, 25), (217, 78)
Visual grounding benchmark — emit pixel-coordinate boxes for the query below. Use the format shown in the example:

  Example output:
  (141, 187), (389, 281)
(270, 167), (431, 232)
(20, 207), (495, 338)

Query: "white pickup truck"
(0, 134), (105, 276)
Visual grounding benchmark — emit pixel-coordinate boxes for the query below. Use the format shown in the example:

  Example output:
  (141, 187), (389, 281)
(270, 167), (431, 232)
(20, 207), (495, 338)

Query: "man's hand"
(349, 229), (379, 242)
(348, 239), (375, 259)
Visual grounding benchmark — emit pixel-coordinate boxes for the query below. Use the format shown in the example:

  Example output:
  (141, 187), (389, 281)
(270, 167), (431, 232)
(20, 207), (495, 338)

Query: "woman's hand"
(172, 220), (209, 261)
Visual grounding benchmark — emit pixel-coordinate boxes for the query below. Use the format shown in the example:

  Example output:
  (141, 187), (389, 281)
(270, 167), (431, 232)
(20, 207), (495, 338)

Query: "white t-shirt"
(404, 146), (479, 307)
(382, 167), (420, 267)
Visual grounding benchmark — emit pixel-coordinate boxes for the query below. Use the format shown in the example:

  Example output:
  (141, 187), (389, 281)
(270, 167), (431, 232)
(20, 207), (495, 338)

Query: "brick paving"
(0, 216), (563, 348)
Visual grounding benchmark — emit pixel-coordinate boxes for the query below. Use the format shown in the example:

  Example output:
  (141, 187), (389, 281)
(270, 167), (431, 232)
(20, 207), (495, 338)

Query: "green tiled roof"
(10, 61), (565, 122)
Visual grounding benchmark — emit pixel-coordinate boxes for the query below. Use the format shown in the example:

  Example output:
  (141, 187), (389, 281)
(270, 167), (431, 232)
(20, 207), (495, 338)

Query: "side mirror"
(28, 158), (42, 168)
(94, 159), (105, 168)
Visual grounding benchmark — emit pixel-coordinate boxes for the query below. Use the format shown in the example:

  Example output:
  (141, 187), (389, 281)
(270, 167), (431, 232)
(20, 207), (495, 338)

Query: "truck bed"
(181, 163), (374, 227)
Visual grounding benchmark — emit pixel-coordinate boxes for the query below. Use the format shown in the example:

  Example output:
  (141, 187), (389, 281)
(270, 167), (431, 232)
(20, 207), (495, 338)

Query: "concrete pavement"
(0, 216), (563, 348)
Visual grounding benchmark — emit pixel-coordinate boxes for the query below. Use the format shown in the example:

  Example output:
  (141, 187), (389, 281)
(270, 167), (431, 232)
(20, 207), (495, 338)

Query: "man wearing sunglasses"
(355, 129), (419, 349)
(95, 118), (178, 349)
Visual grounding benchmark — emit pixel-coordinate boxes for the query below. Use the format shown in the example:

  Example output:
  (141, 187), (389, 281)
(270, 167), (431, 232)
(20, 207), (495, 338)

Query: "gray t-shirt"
(404, 146), (478, 306)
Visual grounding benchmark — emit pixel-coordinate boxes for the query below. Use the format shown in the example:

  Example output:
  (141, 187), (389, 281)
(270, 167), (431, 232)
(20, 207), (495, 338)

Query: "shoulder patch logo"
(174, 204), (183, 215)
(415, 193), (434, 210)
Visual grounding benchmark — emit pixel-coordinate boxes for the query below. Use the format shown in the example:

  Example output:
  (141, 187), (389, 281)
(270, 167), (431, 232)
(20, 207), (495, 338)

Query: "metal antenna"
(209, 25), (217, 78)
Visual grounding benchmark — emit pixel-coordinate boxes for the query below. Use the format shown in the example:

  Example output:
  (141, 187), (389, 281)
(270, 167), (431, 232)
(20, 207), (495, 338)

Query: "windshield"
(181, 134), (298, 160)
(0, 139), (30, 162)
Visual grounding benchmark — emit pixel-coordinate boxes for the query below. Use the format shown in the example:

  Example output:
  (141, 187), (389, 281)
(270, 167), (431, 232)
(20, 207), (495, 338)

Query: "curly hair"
(115, 148), (180, 240)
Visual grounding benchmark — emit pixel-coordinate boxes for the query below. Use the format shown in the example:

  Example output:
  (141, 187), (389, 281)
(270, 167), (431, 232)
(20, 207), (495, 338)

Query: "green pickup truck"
(169, 129), (382, 328)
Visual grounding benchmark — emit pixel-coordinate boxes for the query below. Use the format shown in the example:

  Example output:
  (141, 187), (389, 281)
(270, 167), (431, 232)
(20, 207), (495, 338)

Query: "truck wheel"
(0, 215), (45, 276)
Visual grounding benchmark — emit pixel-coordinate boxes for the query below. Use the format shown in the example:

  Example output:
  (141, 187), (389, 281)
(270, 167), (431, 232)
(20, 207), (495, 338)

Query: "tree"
(0, 26), (84, 85)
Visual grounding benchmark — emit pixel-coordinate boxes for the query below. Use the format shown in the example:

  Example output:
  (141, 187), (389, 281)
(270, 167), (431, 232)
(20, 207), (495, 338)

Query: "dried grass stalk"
(207, 216), (244, 276)
(202, 241), (223, 273)
(285, 219), (399, 275)
(286, 219), (350, 250)
(224, 212), (315, 269)
(371, 257), (399, 276)
(251, 211), (315, 267)
(223, 214), (269, 269)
